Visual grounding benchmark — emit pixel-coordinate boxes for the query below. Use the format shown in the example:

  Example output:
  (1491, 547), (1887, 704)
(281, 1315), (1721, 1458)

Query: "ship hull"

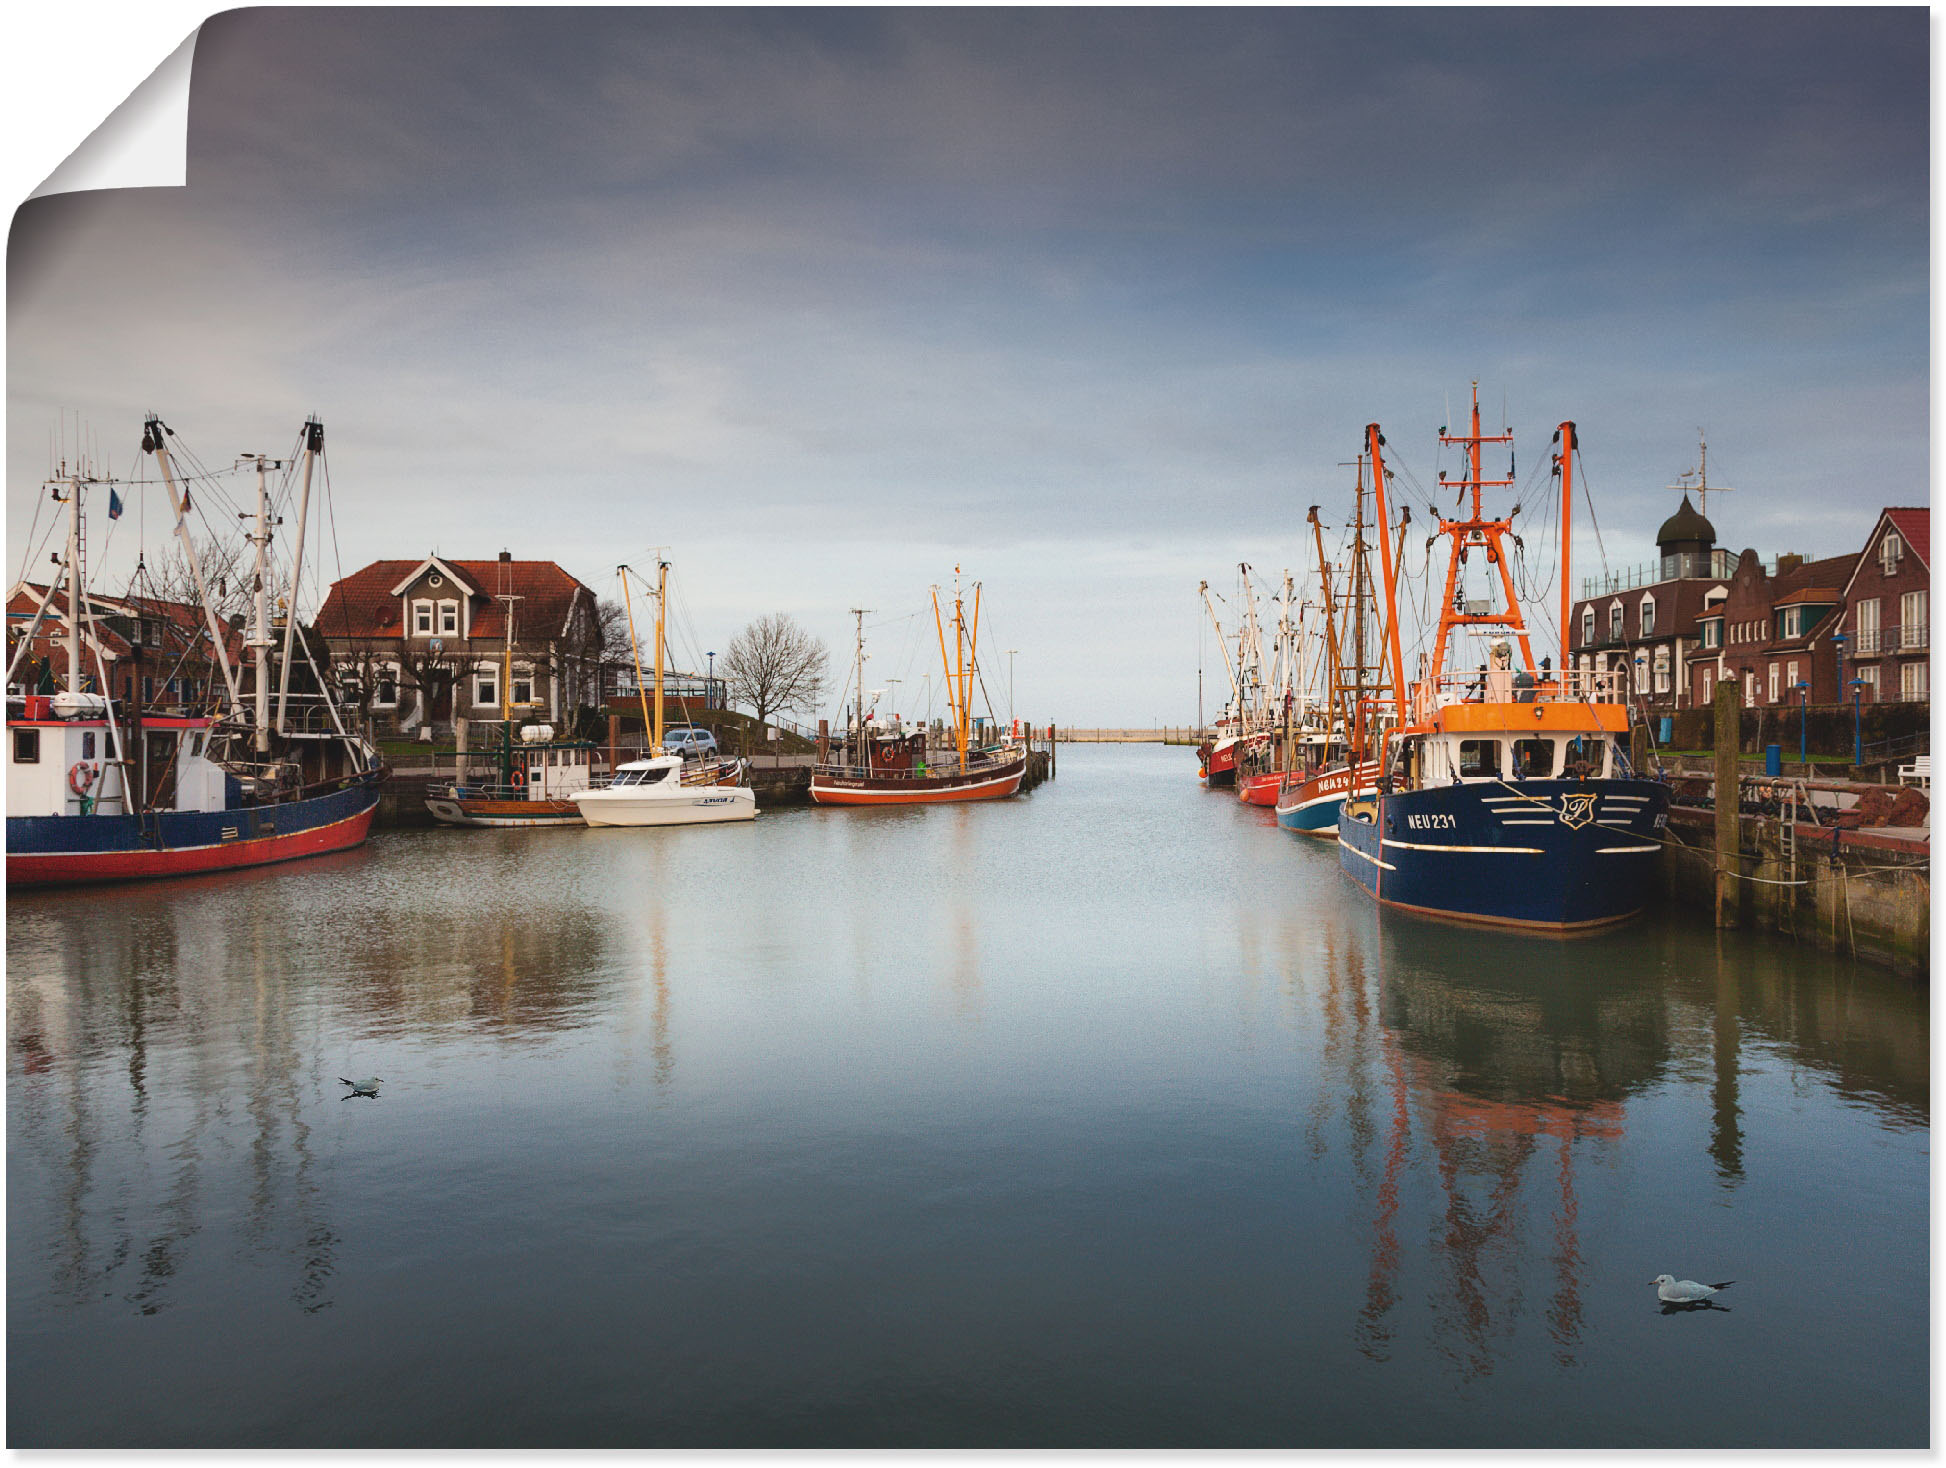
(811, 751), (1026, 806)
(1274, 760), (1379, 837)
(574, 787), (757, 827)
(1236, 770), (1283, 806)
(7, 780), (380, 888)
(1336, 778), (1667, 930)
(1198, 737), (1238, 787)
(425, 795), (584, 827)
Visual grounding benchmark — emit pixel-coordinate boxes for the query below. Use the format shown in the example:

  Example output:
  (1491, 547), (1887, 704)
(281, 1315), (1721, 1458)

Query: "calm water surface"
(7, 744), (1928, 1446)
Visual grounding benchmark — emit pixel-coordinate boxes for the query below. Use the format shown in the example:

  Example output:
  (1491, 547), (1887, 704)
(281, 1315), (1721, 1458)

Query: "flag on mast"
(107, 487), (124, 520)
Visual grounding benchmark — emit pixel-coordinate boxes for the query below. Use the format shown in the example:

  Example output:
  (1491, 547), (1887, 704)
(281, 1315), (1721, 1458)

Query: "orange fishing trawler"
(810, 569), (1026, 806)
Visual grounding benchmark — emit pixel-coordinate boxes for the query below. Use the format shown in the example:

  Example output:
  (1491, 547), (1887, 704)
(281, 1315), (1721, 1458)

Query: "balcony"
(1850, 626), (1928, 656)
(1897, 624), (1929, 652)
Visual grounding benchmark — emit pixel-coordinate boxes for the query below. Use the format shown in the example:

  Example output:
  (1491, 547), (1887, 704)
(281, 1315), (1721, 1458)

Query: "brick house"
(1834, 508), (1929, 704)
(1683, 548), (1858, 712)
(314, 553), (601, 735)
(1569, 495), (1733, 719)
(6, 582), (241, 713)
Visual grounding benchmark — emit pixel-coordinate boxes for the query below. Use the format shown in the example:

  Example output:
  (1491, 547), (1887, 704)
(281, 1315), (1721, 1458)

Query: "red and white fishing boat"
(7, 416), (383, 887)
(811, 570), (1026, 806)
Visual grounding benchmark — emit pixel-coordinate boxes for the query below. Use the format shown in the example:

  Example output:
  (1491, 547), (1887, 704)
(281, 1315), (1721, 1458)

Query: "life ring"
(510, 769), (526, 789)
(68, 761), (98, 796)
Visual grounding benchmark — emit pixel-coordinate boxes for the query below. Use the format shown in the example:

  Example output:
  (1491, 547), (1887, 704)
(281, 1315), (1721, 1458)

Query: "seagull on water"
(339, 1076), (383, 1098)
(1652, 1274), (1733, 1305)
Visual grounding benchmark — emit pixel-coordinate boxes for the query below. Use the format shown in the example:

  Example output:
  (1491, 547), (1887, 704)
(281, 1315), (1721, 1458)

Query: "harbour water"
(7, 744), (1928, 1447)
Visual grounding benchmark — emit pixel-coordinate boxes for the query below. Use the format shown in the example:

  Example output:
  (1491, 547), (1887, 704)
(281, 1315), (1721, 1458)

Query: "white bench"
(1897, 754), (1929, 789)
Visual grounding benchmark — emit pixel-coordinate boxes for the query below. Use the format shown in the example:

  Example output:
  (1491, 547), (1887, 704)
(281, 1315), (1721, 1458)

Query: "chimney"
(1776, 552), (1804, 575)
(499, 550), (512, 563)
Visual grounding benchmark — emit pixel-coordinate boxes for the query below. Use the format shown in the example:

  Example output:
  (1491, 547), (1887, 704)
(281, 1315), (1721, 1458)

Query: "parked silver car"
(662, 726), (719, 759)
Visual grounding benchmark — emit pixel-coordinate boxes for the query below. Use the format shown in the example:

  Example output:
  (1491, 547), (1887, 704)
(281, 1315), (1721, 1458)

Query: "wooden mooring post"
(1714, 679), (1741, 927)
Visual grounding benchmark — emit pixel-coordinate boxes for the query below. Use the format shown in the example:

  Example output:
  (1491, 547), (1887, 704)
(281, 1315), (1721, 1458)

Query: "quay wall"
(1660, 806), (1929, 980)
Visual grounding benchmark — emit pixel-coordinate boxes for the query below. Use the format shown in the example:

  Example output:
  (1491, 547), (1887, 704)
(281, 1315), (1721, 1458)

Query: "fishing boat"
(1275, 482), (1395, 837)
(1335, 387), (1668, 929)
(1196, 576), (1260, 787)
(426, 570), (600, 827)
(7, 417), (383, 887)
(810, 571), (1027, 805)
(571, 556), (754, 828)
(425, 724), (600, 827)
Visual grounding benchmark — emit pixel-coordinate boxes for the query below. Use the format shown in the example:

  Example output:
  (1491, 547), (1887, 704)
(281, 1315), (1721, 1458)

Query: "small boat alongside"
(569, 556), (753, 830)
(426, 724), (600, 827)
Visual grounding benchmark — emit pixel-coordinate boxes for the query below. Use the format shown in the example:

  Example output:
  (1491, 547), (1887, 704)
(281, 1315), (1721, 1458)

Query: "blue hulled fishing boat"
(1335, 387), (1667, 930)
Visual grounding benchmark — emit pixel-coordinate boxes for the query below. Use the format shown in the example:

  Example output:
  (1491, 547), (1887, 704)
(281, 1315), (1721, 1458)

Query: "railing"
(813, 746), (1023, 780)
(1413, 666), (1626, 720)
(1579, 551), (1755, 600)
(1848, 625), (1927, 656)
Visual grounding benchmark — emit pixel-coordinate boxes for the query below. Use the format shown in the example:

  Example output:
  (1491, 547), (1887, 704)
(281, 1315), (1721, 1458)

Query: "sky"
(6, 8), (1930, 725)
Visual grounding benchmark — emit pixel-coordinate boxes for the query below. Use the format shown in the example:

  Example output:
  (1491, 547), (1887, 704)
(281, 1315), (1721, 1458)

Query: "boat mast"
(244, 450), (279, 753)
(142, 417), (243, 715)
(274, 419), (321, 734)
(1363, 423), (1409, 727)
(653, 557), (668, 752)
(618, 563), (654, 752)
(1308, 505), (1346, 743)
(852, 607), (867, 745)
(63, 465), (81, 697)
(1198, 581), (1240, 714)
(1555, 420), (1576, 678)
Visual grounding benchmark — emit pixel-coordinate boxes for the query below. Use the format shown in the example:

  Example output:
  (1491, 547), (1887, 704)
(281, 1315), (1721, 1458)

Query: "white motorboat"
(571, 754), (756, 827)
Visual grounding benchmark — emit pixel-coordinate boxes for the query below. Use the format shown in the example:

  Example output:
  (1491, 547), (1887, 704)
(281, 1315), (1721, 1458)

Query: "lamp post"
(1850, 677), (1864, 769)
(1796, 680), (1809, 767)
(706, 651), (715, 710)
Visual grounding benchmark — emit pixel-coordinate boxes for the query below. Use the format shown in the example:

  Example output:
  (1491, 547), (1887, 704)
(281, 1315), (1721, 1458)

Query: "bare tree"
(720, 613), (828, 730)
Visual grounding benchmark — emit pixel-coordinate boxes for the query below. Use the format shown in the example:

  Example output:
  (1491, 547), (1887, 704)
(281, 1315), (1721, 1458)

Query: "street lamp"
(706, 651), (715, 710)
(1849, 677), (1865, 768)
(1796, 680), (1809, 767)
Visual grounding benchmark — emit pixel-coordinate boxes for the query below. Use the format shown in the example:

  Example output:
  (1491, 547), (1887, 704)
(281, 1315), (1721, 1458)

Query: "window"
(82, 731), (96, 759)
(373, 664), (400, 708)
(1653, 648), (1670, 694)
(188, 733), (205, 757)
(1900, 660), (1928, 701)
(413, 601), (434, 636)
(1768, 662), (1780, 703)
(1457, 739), (1501, 778)
(1855, 597), (1881, 655)
(1900, 590), (1928, 650)
(1786, 660), (1799, 697)
(1511, 738), (1554, 778)
(475, 667), (499, 708)
(1581, 607), (1595, 647)
(1700, 669), (1714, 704)
(1700, 617), (1721, 648)
(142, 675), (153, 704)
(12, 728), (39, 764)
(1743, 670), (1755, 704)
(1639, 595), (1656, 638)
(1881, 531), (1902, 576)
(1634, 657), (1649, 694)
(439, 600), (460, 636)
(1608, 603), (1624, 641)
(512, 671), (534, 706)
(1777, 606), (1802, 640)
(1857, 665), (1880, 700)
(1562, 736), (1606, 778)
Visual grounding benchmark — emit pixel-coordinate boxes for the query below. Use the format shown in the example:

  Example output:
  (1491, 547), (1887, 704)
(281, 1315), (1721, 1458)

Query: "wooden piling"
(1714, 679), (1741, 928)
(817, 718), (830, 766)
(606, 714), (619, 777)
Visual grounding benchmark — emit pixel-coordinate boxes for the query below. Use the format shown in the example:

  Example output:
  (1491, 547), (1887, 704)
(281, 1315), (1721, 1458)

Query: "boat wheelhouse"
(573, 753), (756, 826)
(426, 724), (602, 827)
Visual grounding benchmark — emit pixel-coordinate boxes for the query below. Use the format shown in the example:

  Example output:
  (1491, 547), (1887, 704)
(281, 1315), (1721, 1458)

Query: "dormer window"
(1580, 607), (1594, 647)
(1639, 595), (1656, 639)
(412, 601), (434, 636)
(438, 600), (459, 636)
(1700, 616), (1722, 649)
(1609, 602), (1624, 641)
(1881, 531), (1903, 576)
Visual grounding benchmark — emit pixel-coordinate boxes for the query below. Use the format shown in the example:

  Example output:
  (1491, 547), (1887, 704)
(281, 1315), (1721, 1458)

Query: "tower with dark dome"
(1657, 493), (1717, 581)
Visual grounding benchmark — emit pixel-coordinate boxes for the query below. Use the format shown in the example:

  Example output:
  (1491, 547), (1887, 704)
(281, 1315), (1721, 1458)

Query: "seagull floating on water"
(1652, 1274), (1733, 1305)
(339, 1076), (383, 1098)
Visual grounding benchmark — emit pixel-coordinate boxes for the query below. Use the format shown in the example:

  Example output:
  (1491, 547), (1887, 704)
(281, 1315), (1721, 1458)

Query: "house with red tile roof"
(1683, 548), (1859, 712)
(314, 553), (601, 734)
(1834, 508), (1930, 705)
(6, 582), (242, 714)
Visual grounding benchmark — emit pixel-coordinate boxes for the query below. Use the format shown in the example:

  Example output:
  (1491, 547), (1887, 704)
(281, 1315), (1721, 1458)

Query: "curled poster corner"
(27, 29), (199, 199)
